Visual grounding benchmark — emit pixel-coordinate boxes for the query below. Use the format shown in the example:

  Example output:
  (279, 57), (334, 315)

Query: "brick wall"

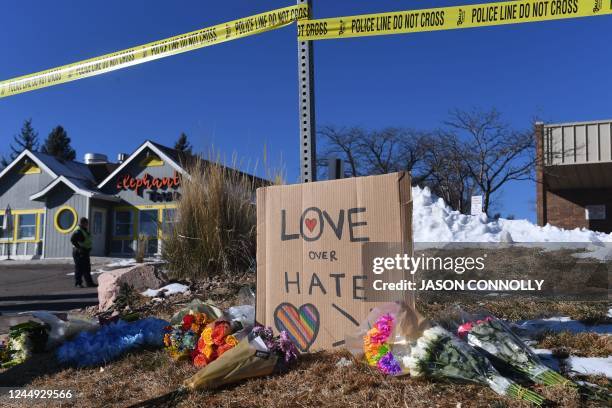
(545, 188), (612, 233)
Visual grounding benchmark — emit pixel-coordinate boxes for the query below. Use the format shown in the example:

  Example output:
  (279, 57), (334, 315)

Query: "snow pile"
(412, 186), (612, 243)
(568, 356), (612, 378)
(514, 316), (612, 336)
(142, 283), (190, 298)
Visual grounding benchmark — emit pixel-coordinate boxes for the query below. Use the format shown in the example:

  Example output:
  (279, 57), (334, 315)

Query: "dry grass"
(2, 348), (608, 408)
(537, 332), (612, 358)
(162, 157), (259, 279)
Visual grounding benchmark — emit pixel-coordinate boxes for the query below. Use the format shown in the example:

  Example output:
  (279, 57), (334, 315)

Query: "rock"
(97, 264), (166, 311)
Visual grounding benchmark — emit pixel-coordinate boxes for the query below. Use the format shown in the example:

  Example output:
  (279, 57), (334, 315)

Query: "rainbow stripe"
(274, 303), (319, 352)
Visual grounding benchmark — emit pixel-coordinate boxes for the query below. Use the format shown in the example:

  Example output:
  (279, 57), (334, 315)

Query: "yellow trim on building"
(139, 155), (164, 167)
(54, 206), (78, 234)
(11, 209), (45, 243)
(19, 163), (42, 174)
(112, 204), (177, 241)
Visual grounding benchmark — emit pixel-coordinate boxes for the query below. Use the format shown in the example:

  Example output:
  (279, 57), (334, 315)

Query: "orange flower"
(225, 335), (238, 347)
(217, 342), (234, 356)
(212, 321), (231, 346)
(193, 353), (209, 368)
(163, 333), (171, 347)
(197, 336), (207, 352)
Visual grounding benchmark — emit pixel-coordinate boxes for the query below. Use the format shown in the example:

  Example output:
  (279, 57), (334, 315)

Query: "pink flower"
(457, 322), (473, 337)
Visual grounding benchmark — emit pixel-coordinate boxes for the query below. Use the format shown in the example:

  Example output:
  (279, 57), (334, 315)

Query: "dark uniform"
(70, 226), (95, 287)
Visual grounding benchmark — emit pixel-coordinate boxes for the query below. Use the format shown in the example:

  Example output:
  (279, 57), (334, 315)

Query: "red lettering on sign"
(116, 171), (181, 194)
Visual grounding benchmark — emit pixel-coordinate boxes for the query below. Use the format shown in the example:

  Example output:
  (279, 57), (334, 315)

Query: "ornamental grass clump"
(162, 156), (260, 279)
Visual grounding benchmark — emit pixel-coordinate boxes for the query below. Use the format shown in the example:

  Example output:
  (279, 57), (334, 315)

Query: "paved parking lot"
(0, 258), (113, 334)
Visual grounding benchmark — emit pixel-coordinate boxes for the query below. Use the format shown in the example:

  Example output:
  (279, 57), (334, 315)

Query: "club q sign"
(256, 172), (414, 351)
(116, 171), (181, 202)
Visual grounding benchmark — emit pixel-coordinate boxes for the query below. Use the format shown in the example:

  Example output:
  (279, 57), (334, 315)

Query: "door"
(91, 208), (107, 256)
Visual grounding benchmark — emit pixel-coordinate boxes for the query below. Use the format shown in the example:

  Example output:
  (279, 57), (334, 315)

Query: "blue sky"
(1, 0), (610, 221)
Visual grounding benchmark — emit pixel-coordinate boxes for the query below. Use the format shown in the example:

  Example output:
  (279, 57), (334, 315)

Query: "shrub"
(162, 156), (260, 279)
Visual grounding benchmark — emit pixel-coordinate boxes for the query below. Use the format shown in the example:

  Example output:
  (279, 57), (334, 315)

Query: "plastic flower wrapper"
(405, 326), (545, 406)
(57, 318), (168, 367)
(441, 306), (575, 388)
(169, 299), (222, 326)
(345, 301), (430, 377)
(183, 327), (298, 391)
(1, 321), (49, 368)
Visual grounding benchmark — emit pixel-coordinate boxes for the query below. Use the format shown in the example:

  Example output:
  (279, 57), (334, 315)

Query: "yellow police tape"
(297, 0), (611, 40)
(0, 4), (309, 99)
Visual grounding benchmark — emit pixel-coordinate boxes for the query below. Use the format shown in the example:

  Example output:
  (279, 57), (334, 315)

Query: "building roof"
(1, 139), (268, 202)
(30, 176), (120, 202)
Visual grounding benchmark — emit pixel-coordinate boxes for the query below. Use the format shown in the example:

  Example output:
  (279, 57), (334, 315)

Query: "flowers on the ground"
(163, 312), (212, 362)
(404, 326), (545, 405)
(456, 314), (575, 387)
(251, 326), (298, 365)
(1, 321), (49, 368)
(363, 313), (404, 376)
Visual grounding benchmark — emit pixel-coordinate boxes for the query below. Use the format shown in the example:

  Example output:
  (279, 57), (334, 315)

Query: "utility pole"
(298, 0), (316, 182)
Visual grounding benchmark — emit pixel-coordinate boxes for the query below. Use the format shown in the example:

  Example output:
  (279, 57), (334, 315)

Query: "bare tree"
(317, 125), (365, 177)
(420, 131), (476, 213)
(445, 108), (535, 214)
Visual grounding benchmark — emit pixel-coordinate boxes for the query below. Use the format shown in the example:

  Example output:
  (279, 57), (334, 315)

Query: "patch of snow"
(608, 308), (612, 318)
(568, 356), (612, 378)
(514, 316), (612, 335)
(141, 283), (190, 298)
(106, 259), (137, 268)
(413, 186), (612, 244)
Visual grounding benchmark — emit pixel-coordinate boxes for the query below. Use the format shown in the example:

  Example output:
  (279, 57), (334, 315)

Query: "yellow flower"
(203, 344), (214, 359)
(202, 326), (214, 345)
(225, 335), (238, 347)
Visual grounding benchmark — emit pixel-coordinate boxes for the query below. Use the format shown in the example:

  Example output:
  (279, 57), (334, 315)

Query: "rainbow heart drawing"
(273, 303), (320, 352)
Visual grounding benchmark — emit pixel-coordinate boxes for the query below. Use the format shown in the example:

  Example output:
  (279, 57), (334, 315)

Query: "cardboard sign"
(256, 172), (413, 351)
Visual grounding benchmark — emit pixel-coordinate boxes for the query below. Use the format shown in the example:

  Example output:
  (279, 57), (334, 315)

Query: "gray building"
(0, 140), (189, 259)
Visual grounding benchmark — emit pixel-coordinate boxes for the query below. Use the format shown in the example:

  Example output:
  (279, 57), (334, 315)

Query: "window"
(114, 210), (133, 237)
(162, 208), (176, 234)
(139, 210), (159, 237)
(0, 214), (10, 240)
(55, 207), (77, 233)
(17, 214), (36, 240)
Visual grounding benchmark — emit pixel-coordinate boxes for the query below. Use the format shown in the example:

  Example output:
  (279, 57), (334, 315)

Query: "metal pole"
(298, 0), (316, 182)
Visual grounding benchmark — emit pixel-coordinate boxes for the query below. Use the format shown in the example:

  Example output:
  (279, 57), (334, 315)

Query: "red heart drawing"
(304, 218), (317, 233)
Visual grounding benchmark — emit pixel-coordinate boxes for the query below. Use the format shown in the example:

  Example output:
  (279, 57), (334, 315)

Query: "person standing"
(71, 217), (96, 288)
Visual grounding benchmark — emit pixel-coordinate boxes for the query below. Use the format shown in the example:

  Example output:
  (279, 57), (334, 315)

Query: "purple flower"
(377, 352), (401, 376)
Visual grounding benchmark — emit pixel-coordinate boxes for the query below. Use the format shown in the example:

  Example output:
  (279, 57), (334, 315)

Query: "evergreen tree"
(41, 126), (76, 161)
(174, 132), (193, 155)
(9, 118), (39, 159)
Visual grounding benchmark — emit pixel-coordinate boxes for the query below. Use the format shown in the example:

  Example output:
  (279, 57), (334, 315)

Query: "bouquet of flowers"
(448, 308), (574, 387)
(1, 321), (48, 368)
(192, 320), (241, 368)
(405, 326), (545, 405)
(345, 302), (429, 377)
(364, 314), (405, 376)
(184, 326), (298, 391)
(251, 326), (298, 367)
(163, 311), (211, 362)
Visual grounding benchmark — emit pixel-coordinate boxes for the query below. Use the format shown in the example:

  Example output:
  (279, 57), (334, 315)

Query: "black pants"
(73, 249), (94, 286)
